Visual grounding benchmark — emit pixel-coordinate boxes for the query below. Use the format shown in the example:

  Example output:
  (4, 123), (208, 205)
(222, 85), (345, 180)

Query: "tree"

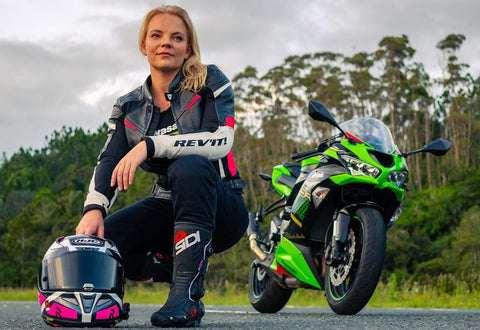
(344, 51), (378, 118)
(451, 206), (480, 273)
(436, 34), (475, 168)
(2, 188), (62, 287)
(375, 35), (415, 145)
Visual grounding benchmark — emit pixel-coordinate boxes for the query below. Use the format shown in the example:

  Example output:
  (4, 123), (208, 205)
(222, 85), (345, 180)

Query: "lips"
(157, 52), (173, 56)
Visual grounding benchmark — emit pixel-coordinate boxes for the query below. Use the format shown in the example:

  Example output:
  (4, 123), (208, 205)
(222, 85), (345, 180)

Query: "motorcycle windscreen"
(340, 117), (395, 154)
(45, 250), (119, 291)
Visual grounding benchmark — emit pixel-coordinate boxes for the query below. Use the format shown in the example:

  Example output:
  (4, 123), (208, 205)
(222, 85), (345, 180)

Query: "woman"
(76, 5), (248, 327)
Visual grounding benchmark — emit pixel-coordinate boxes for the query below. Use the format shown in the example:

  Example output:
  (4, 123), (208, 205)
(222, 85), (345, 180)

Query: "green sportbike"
(247, 100), (451, 315)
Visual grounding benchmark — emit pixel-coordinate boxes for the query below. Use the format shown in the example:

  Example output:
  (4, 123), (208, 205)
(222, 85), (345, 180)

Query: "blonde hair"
(139, 5), (207, 92)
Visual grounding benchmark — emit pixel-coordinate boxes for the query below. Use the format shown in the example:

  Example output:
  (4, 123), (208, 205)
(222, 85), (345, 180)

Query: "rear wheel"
(325, 207), (386, 315)
(248, 261), (293, 313)
(248, 228), (293, 313)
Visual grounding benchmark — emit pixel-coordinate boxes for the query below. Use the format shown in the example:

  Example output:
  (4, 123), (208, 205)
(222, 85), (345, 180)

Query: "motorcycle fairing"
(273, 237), (322, 289)
(289, 164), (346, 230)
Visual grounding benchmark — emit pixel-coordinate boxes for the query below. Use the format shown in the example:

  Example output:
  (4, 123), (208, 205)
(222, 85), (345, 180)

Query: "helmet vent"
(61, 297), (79, 306)
(71, 237), (104, 246)
(83, 283), (95, 291)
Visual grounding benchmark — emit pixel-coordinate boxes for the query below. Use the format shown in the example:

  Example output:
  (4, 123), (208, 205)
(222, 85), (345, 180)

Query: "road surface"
(1, 302), (479, 329)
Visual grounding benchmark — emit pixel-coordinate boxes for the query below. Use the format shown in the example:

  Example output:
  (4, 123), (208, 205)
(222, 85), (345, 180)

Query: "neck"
(150, 69), (179, 95)
(150, 68), (181, 111)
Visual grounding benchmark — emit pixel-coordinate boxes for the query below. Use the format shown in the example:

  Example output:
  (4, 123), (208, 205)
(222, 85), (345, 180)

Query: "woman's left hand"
(111, 141), (147, 191)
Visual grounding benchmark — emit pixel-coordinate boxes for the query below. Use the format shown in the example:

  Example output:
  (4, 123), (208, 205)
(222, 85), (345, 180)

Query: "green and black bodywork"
(247, 100), (451, 315)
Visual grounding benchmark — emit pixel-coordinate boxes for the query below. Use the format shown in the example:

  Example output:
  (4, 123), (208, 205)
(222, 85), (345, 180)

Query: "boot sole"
(151, 318), (201, 328)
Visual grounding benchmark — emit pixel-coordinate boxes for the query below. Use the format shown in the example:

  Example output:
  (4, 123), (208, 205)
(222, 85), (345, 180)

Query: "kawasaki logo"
(175, 230), (200, 255)
(174, 137), (227, 147)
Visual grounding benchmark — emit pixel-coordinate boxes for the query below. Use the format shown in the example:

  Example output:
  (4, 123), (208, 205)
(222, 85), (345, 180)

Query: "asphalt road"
(1, 302), (479, 329)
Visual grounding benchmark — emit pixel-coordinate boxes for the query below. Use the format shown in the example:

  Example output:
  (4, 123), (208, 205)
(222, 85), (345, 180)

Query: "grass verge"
(2, 281), (479, 309)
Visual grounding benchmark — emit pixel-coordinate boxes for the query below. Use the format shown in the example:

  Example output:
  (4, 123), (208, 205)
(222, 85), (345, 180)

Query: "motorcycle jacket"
(83, 65), (242, 217)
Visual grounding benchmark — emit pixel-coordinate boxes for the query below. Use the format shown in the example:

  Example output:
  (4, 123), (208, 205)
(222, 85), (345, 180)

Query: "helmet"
(37, 235), (129, 327)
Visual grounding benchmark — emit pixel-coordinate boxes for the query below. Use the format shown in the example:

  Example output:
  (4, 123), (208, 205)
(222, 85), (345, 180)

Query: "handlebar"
(291, 149), (319, 160)
(290, 134), (343, 161)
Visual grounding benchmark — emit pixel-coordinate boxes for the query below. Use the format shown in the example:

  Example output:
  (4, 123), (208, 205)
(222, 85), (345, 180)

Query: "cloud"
(0, 33), (145, 157)
(1, 0), (480, 158)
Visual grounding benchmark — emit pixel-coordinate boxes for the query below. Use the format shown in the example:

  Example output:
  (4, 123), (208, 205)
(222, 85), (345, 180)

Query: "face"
(142, 13), (191, 75)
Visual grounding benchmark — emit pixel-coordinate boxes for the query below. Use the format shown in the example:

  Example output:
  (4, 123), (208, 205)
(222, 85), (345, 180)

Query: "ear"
(141, 41), (147, 56)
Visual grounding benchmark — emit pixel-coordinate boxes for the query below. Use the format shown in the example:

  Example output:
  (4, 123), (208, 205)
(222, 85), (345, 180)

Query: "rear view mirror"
(421, 139), (451, 156)
(308, 101), (347, 137)
(404, 139), (452, 157)
(308, 101), (338, 127)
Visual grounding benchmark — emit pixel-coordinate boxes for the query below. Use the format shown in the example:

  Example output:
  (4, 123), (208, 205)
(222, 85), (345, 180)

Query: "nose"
(160, 36), (172, 48)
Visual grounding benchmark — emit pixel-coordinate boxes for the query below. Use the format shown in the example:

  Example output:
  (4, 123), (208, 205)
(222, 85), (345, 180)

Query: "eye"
(151, 33), (161, 39)
(172, 35), (184, 42)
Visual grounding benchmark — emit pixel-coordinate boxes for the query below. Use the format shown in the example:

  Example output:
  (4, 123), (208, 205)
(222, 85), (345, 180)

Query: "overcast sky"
(1, 0), (479, 158)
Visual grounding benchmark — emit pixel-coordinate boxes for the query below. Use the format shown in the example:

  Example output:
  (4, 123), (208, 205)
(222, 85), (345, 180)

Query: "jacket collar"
(168, 69), (184, 93)
(143, 70), (184, 102)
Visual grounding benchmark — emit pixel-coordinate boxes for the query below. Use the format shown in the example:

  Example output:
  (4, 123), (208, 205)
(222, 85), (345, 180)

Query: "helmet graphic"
(37, 235), (129, 327)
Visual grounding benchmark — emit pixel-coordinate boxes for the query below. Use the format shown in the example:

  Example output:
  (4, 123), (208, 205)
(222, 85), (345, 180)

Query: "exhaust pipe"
(247, 212), (267, 261)
(249, 233), (267, 261)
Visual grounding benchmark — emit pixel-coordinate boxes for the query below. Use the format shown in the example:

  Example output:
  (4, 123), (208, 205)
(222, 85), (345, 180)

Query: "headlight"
(341, 155), (380, 178)
(388, 171), (409, 188)
(312, 187), (329, 208)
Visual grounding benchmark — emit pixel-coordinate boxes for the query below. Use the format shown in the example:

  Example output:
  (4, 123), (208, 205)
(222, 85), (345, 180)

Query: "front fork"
(326, 210), (351, 266)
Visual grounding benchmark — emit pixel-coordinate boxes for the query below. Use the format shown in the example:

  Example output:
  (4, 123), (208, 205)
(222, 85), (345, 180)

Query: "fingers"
(82, 223), (104, 238)
(76, 210), (104, 237)
(111, 160), (136, 191)
(97, 223), (105, 238)
(111, 142), (146, 190)
(75, 224), (82, 235)
(76, 226), (102, 237)
(75, 223), (97, 236)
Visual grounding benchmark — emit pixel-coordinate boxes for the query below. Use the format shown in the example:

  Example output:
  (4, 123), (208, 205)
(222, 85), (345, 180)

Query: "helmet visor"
(45, 250), (120, 291)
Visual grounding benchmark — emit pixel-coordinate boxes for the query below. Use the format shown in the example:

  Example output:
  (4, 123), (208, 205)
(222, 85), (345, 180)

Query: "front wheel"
(248, 261), (293, 313)
(325, 207), (386, 315)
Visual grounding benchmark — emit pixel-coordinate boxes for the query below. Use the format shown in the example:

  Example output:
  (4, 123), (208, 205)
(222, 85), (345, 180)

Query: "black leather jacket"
(83, 65), (241, 217)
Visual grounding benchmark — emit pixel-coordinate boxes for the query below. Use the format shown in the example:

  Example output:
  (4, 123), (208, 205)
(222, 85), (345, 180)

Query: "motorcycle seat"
(282, 162), (301, 178)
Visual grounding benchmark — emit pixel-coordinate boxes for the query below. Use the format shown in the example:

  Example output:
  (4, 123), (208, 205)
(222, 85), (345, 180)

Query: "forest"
(0, 34), (479, 292)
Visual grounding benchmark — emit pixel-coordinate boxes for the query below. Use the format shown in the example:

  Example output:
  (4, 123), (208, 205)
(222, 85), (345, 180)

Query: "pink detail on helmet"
(38, 291), (46, 306)
(47, 302), (78, 319)
(227, 151), (237, 176)
(225, 116), (235, 128)
(96, 305), (120, 319)
(185, 95), (201, 111)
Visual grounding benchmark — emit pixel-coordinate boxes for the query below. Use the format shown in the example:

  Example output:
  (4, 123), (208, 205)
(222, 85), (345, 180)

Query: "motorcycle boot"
(151, 223), (212, 328)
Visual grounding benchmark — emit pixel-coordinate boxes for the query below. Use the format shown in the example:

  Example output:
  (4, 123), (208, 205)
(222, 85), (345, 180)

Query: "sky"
(1, 0), (480, 159)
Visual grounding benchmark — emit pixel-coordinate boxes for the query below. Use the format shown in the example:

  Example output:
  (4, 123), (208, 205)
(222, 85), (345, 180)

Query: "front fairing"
(289, 163), (346, 229)
(270, 117), (408, 291)
(324, 138), (408, 201)
(287, 136), (408, 236)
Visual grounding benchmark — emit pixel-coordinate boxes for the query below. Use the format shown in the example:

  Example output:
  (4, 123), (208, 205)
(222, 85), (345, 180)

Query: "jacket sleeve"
(83, 104), (130, 217)
(145, 65), (235, 160)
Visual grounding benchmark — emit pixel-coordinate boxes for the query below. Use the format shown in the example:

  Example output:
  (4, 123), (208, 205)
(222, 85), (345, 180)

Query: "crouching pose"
(76, 5), (248, 327)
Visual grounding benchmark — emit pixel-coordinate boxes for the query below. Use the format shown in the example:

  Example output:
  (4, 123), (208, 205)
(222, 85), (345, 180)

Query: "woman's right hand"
(76, 209), (104, 238)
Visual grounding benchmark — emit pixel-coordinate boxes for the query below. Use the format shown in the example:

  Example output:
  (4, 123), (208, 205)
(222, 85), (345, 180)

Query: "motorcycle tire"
(325, 207), (386, 315)
(248, 260), (293, 313)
